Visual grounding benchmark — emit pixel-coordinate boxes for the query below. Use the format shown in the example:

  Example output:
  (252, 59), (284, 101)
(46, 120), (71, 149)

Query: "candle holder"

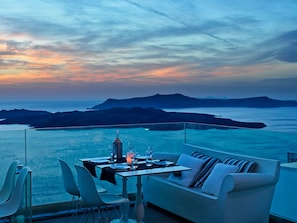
(126, 151), (134, 165)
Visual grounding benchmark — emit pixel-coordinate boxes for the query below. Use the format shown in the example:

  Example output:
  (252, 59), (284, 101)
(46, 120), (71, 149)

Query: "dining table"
(81, 157), (191, 223)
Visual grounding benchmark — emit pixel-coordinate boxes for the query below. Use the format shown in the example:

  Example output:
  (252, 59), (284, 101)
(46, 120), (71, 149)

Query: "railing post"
(25, 129), (27, 166)
(184, 122), (187, 143)
(25, 169), (32, 223)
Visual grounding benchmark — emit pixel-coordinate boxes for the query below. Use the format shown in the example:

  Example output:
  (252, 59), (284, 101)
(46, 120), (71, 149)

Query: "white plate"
(153, 160), (174, 166)
(110, 163), (130, 170)
(136, 156), (147, 160)
(88, 158), (109, 164)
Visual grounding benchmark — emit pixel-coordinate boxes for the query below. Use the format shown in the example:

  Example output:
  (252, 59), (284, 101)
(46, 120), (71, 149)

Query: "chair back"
(0, 167), (29, 218)
(75, 165), (104, 206)
(0, 160), (19, 204)
(58, 159), (80, 197)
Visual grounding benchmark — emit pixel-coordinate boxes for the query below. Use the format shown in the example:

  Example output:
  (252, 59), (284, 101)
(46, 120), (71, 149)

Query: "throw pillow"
(201, 163), (239, 196)
(167, 153), (206, 187)
(191, 152), (220, 188)
(223, 158), (256, 173)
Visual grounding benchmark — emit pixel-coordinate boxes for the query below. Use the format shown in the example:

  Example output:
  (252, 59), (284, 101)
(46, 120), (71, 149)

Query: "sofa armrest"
(217, 173), (278, 223)
(221, 173), (276, 193)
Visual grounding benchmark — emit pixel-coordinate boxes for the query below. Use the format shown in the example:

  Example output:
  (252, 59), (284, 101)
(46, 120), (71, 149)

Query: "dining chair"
(58, 159), (107, 219)
(75, 165), (129, 222)
(0, 166), (30, 222)
(0, 160), (19, 204)
(58, 159), (82, 219)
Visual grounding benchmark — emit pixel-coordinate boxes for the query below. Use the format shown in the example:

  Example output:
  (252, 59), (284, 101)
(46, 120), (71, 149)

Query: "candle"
(126, 152), (134, 164)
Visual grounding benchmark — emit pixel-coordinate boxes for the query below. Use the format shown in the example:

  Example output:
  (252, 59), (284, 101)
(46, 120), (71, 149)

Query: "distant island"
(91, 93), (297, 110)
(2, 93), (294, 129)
(0, 107), (265, 130)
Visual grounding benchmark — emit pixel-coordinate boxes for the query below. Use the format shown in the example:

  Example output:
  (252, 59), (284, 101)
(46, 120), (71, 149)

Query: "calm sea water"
(0, 101), (297, 205)
(166, 107), (297, 133)
(0, 99), (101, 112)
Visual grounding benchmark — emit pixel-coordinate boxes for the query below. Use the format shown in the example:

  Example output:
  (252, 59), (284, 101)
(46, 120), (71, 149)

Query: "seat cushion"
(167, 154), (206, 187)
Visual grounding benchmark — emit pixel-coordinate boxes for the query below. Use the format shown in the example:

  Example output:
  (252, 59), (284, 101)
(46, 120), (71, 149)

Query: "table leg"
(120, 177), (130, 222)
(134, 176), (144, 223)
(111, 177), (135, 223)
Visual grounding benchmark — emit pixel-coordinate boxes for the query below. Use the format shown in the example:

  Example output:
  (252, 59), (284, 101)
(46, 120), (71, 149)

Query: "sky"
(0, 0), (297, 101)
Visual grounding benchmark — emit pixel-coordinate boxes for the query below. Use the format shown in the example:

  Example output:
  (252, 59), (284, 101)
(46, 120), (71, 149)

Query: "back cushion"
(201, 163), (239, 196)
(167, 154), (206, 187)
(223, 158), (256, 173)
(191, 151), (220, 188)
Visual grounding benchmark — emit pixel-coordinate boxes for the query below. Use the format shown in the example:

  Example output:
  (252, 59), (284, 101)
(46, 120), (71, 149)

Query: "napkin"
(83, 161), (97, 177)
(100, 167), (117, 185)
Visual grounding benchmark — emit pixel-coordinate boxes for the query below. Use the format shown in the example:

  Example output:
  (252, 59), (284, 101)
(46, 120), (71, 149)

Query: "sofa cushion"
(167, 154), (206, 187)
(223, 158), (256, 172)
(191, 152), (220, 188)
(201, 163), (239, 196)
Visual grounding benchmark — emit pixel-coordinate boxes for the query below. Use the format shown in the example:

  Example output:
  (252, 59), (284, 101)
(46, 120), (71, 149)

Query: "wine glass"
(132, 151), (139, 169)
(108, 144), (115, 163)
(145, 147), (153, 167)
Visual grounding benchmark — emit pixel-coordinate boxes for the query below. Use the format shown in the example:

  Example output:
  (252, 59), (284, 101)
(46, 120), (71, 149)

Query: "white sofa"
(143, 143), (280, 223)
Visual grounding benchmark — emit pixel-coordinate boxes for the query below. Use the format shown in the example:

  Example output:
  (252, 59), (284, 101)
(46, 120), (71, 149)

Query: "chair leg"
(98, 204), (120, 222)
(75, 197), (81, 215)
(78, 207), (87, 223)
(78, 204), (121, 223)
(10, 215), (17, 223)
(0, 217), (11, 223)
(79, 206), (98, 223)
(110, 204), (120, 220)
(65, 196), (80, 222)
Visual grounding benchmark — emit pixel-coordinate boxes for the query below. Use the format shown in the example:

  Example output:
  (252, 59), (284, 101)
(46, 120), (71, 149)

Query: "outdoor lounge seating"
(143, 143), (280, 223)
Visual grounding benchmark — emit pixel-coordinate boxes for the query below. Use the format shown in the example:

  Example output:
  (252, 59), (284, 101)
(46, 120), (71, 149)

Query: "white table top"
(114, 165), (191, 177)
(96, 161), (191, 177)
(81, 157), (191, 178)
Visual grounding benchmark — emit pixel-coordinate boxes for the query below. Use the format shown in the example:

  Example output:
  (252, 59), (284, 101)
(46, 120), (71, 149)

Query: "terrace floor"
(32, 203), (192, 223)
(32, 203), (293, 223)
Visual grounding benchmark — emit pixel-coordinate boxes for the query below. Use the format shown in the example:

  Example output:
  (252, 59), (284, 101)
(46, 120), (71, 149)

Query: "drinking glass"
(132, 153), (138, 170)
(145, 147), (153, 167)
(108, 145), (115, 163)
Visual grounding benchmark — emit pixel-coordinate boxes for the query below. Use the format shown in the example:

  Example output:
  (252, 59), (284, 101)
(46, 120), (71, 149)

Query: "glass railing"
(1, 122), (297, 208)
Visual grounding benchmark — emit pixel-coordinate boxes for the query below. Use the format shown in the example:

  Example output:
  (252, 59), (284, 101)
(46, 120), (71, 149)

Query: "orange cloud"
(210, 63), (283, 79)
(150, 67), (181, 78)
(139, 66), (189, 80)
(0, 37), (76, 84)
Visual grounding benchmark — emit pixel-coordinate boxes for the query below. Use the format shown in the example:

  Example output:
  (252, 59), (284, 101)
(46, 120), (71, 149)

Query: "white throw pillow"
(167, 153), (205, 187)
(201, 163), (239, 196)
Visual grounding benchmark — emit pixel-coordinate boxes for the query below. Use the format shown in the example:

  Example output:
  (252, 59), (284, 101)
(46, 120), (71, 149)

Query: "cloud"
(274, 30), (297, 63)
(125, 0), (235, 47)
(0, 0), (297, 100)
(276, 46), (297, 63)
(244, 34), (296, 64)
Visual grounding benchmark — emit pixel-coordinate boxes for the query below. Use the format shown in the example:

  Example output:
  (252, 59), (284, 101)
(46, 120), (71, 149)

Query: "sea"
(1, 100), (297, 206)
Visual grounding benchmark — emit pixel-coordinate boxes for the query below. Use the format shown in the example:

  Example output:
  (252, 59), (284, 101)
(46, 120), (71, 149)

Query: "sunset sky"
(0, 0), (297, 101)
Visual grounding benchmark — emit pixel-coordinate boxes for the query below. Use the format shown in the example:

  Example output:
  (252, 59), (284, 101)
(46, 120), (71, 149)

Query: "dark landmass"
(0, 107), (266, 130)
(91, 93), (297, 110)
